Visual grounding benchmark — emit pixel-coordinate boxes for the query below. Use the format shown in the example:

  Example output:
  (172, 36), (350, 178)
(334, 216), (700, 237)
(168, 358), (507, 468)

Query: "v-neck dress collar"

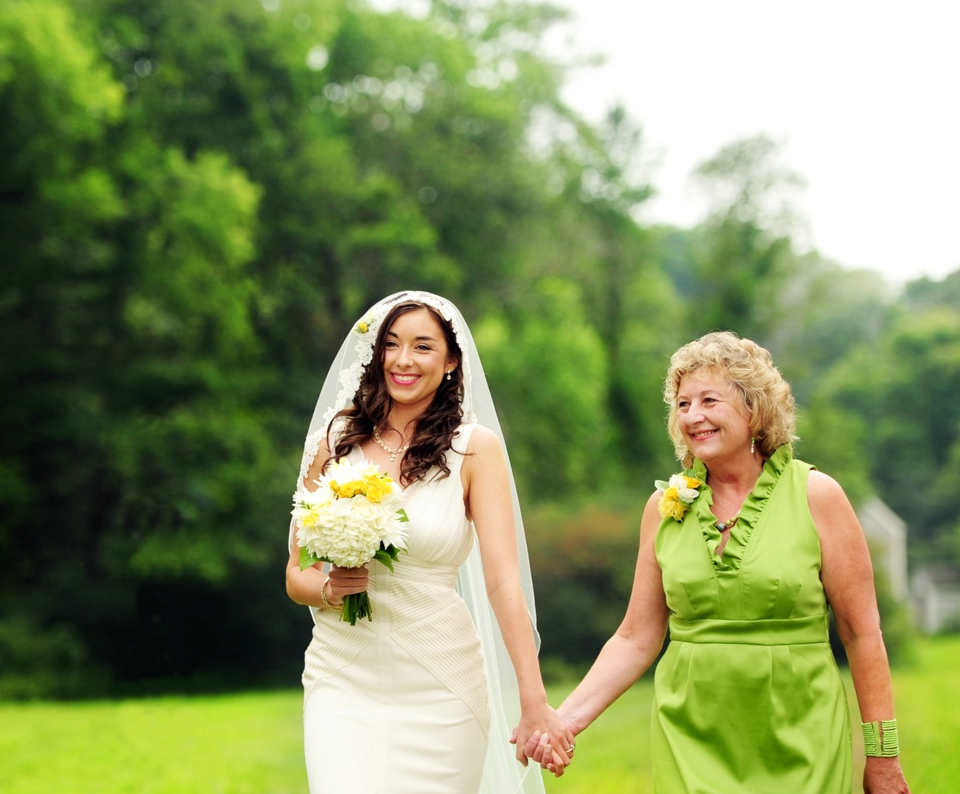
(689, 445), (793, 569)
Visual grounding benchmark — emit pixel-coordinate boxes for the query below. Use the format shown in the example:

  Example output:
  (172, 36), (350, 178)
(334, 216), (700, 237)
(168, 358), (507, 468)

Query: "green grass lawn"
(0, 691), (307, 794)
(1, 636), (956, 794)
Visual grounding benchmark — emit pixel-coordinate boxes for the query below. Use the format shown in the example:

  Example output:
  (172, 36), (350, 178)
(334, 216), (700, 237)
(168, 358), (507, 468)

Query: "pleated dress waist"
(386, 555), (459, 589)
(668, 612), (829, 646)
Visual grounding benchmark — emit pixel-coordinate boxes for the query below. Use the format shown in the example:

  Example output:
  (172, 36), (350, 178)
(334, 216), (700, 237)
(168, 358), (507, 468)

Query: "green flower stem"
(298, 542), (405, 625)
(341, 593), (371, 626)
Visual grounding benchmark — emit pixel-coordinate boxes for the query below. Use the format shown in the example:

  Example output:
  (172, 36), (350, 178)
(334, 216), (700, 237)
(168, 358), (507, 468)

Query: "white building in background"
(857, 496), (909, 600)
(856, 495), (960, 633)
(911, 565), (960, 634)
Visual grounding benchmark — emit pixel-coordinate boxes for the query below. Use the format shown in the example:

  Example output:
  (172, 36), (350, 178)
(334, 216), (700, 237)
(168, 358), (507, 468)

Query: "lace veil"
(294, 290), (544, 794)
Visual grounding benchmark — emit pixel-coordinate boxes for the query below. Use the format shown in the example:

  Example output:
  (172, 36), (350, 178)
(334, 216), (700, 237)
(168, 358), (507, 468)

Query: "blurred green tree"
(474, 278), (611, 499)
(686, 133), (804, 339)
(1, 0), (673, 694)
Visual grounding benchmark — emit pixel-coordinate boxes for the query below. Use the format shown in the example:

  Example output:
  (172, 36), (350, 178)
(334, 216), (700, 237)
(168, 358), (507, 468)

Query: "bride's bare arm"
(464, 425), (574, 772)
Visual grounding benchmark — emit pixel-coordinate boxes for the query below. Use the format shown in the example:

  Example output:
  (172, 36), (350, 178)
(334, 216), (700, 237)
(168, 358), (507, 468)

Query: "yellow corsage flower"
(655, 473), (702, 521)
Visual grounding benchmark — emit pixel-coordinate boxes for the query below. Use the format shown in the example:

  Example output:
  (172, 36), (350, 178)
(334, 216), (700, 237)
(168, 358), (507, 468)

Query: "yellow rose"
(363, 476), (393, 504)
(331, 478), (364, 498)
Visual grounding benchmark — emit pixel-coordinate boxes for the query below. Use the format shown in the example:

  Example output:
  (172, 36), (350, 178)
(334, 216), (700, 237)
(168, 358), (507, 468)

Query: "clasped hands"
(510, 709), (579, 778)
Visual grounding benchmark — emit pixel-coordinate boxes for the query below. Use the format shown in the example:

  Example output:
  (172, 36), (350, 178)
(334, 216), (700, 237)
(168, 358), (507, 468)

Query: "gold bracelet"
(320, 577), (343, 612)
(862, 719), (899, 757)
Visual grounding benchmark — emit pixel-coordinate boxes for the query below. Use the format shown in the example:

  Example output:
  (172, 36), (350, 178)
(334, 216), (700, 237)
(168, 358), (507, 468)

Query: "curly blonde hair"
(663, 331), (797, 467)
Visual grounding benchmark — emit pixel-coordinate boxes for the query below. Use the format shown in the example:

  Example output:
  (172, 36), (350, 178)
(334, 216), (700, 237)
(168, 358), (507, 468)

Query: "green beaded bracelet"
(862, 719), (899, 757)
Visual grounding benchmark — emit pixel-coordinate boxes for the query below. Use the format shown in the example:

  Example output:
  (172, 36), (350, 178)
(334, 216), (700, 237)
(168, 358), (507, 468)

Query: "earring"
(446, 371), (452, 381)
(750, 437), (756, 455)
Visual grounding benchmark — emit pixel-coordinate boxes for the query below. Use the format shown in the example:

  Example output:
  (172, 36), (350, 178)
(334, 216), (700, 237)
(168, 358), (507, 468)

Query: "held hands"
(509, 706), (579, 778)
(524, 729), (576, 777)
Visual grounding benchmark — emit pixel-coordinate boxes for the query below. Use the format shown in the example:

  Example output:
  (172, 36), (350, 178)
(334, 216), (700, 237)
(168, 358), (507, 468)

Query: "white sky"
(367, 0), (959, 287)
(546, 0), (960, 286)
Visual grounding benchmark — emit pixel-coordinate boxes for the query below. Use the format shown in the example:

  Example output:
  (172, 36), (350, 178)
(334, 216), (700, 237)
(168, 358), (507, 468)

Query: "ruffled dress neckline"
(689, 445), (793, 569)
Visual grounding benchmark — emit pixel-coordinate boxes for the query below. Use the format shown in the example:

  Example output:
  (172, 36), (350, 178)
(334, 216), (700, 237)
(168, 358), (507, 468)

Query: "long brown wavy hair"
(325, 300), (465, 486)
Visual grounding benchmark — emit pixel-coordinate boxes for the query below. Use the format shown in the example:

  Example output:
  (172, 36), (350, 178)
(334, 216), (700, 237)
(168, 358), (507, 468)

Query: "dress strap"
(451, 422), (478, 452)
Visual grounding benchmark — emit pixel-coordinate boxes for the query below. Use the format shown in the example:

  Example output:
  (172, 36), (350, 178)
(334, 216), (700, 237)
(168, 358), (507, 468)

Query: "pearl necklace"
(373, 426), (409, 462)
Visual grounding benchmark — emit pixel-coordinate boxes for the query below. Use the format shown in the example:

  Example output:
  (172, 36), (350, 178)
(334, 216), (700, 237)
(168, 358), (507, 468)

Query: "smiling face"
(381, 307), (458, 415)
(675, 370), (753, 466)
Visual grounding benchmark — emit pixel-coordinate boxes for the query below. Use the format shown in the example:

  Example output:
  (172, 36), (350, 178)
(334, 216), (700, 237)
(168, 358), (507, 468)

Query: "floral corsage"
(655, 473), (702, 521)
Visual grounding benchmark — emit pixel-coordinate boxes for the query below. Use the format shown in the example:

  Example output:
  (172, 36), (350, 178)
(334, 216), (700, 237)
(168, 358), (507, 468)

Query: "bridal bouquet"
(292, 458), (409, 625)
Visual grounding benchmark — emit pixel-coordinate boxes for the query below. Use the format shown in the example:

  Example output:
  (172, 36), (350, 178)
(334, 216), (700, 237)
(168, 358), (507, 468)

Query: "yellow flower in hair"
(354, 313), (376, 335)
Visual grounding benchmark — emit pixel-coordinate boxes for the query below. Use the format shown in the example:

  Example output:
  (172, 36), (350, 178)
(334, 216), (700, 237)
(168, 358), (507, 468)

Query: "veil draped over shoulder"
(293, 290), (544, 794)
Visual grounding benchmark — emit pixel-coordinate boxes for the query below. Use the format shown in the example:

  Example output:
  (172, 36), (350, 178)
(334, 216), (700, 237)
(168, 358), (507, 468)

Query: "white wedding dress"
(302, 424), (506, 794)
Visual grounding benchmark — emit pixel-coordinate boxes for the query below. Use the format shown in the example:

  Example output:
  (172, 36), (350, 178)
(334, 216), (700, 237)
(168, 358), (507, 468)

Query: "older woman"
(526, 331), (910, 793)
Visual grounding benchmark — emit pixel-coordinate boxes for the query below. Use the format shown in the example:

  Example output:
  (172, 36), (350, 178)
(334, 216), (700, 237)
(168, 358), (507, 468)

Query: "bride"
(285, 291), (573, 793)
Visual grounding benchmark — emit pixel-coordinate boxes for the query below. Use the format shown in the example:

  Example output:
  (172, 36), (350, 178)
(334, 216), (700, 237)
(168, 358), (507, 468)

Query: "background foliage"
(2, 0), (958, 698)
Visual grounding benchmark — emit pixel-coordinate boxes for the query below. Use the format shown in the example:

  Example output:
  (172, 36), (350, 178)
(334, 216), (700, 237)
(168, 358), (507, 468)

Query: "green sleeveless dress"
(652, 446), (851, 793)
